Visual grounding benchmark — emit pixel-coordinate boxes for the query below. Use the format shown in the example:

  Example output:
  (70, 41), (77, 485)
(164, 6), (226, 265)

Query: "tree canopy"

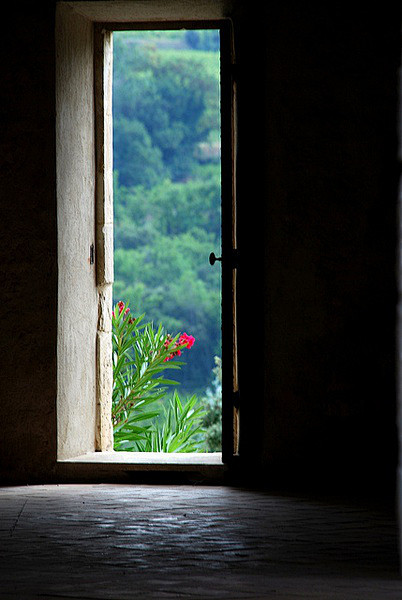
(113, 30), (221, 394)
(113, 34), (220, 186)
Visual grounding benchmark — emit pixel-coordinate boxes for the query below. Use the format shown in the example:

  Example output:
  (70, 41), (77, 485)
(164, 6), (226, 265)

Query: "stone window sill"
(59, 451), (222, 465)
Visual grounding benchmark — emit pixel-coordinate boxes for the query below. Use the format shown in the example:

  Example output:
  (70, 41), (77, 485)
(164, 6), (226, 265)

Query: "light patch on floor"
(1, 484), (401, 599)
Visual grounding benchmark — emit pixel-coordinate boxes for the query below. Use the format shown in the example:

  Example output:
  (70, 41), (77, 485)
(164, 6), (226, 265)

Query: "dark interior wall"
(0, 1), (400, 494)
(0, 3), (57, 481)
(235, 4), (401, 493)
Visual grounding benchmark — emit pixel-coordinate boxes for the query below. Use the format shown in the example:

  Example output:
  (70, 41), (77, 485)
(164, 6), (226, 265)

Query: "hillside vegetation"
(113, 29), (222, 396)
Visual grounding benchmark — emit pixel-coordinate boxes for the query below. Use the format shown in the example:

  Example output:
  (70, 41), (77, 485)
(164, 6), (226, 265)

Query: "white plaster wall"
(56, 4), (98, 459)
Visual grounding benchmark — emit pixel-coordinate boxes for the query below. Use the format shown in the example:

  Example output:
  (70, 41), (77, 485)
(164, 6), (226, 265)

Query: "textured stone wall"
(0, 4), (58, 480)
(56, 5), (99, 459)
(235, 4), (401, 492)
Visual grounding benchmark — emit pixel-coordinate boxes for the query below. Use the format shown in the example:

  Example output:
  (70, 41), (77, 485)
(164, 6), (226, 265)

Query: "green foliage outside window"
(113, 34), (220, 187)
(113, 31), (222, 448)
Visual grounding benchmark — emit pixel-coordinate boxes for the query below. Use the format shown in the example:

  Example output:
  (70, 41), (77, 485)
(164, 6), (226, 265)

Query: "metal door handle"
(209, 252), (222, 266)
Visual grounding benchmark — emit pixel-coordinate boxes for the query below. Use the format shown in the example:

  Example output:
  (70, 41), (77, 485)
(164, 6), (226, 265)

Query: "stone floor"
(1, 483), (402, 599)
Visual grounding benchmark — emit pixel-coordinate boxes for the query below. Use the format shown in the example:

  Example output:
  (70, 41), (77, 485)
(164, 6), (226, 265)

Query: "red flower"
(163, 332), (195, 361)
(179, 333), (195, 349)
(118, 301), (125, 315)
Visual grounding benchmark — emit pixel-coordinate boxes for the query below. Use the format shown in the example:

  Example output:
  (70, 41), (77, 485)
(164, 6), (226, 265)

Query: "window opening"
(111, 26), (226, 456)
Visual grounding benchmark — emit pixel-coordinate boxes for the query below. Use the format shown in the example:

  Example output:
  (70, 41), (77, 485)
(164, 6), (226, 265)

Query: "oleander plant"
(112, 300), (206, 452)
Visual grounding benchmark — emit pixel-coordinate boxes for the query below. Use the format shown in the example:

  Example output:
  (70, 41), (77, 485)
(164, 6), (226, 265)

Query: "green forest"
(113, 29), (222, 398)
